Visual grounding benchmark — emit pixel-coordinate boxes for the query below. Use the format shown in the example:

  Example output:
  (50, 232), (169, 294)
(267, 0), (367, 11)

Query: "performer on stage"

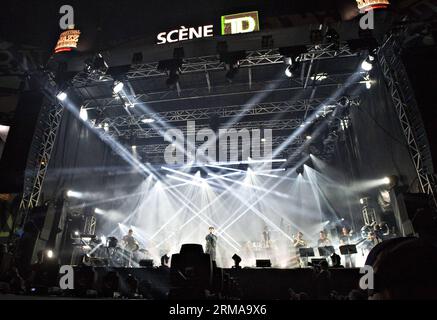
(363, 231), (381, 252)
(122, 229), (138, 250)
(205, 226), (217, 261)
(339, 227), (353, 245)
(262, 225), (271, 248)
(293, 231), (307, 248)
(122, 229), (139, 267)
(293, 231), (308, 268)
(317, 230), (331, 247)
(339, 227), (354, 268)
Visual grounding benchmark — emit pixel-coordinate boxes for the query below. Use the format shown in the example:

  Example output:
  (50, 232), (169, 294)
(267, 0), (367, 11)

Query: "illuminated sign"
(54, 29), (81, 53)
(157, 25), (214, 45)
(221, 11), (259, 35)
(356, 0), (390, 11)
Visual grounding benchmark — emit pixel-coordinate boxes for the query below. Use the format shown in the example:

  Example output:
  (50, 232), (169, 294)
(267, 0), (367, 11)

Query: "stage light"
(46, 250), (54, 259)
(221, 51), (245, 83)
(66, 190), (82, 198)
(261, 138), (266, 142)
(310, 73), (328, 81)
(124, 102), (134, 108)
(166, 69), (179, 88)
(101, 235), (106, 244)
(56, 91), (67, 101)
(325, 28), (340, 47)
(74, 231), (80, 236)
(158, 59), (183, 89)
(113, 81), (124, 94)
(232, 254), (242, 269)
(296, 166), (304, 175)
(382, 176), (391, 184)
(310, 27), (323, 44)
(141, 118), (155, 124)
(359, 198), (364, 204)
(103, 123), (109, 132)
(94, 208), (105, 215)
(366, 81), (372, 89)
(361, 55), (374, 71)
(285, 65), (293, 78)
(132, 145), (137, 150)
(337, 96), (350, 108)
(84, 53), (108, 78)
(79, 107), (88, 121)
(225, 64), (239, 83)
(306, 135), (312, 140)
(284, 63), (299, 78)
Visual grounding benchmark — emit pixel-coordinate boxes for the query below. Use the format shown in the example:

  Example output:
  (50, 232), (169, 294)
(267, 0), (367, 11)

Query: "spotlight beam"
(155, 172), (241, 250)
(208, 173), (291, 199)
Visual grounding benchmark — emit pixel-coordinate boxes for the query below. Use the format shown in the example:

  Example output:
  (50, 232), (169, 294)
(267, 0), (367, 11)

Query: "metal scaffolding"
(378, 35), (437, 206)
(81, 72), (366, 109)
(14, 45), (363, 224)
(17, 102), (64, 225)
(72, 43), (358, 87)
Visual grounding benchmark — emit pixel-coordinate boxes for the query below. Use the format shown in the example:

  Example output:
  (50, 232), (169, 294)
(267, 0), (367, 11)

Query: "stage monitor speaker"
(255, 259), (271, 268)
(139, 259), (154, 267)
(179, 243), (204, 255)
(310, 258), (327, 266)
(0, 90), (44, 193)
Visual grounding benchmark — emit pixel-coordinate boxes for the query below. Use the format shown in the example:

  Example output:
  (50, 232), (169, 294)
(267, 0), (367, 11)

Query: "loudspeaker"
(255, 259), (271, 268)
(0, 90), (44, 193)
(139, 259), (154, 267)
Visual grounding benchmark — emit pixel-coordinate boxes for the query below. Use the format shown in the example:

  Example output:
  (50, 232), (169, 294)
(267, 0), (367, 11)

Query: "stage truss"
(378, 35), (437, 206)
(16, 36), (437, 227)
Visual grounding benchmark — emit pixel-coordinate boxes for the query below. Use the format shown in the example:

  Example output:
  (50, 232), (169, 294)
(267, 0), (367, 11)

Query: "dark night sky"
(0, 0), (358, 52)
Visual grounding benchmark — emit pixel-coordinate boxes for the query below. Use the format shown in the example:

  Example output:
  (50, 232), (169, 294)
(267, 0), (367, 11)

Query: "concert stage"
(1, 0), (436, 302)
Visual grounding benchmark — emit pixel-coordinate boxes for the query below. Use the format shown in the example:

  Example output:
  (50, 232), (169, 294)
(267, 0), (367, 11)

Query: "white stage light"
(46, 250), (54, 259)
(113, 81), (124, 93)
(101, 235), (106, 243)
(285, 65), (293, 78)
(361, 55), (374, 71)
(132, 145), (137, 150)
(366, 81), (372, 89)
(306, 135), (312, 140)
(141, 118), (155, 124)
(79, 107), (88, 121)
(74, 231), (80, 236)
(56, 91), (67, 101)
(103, 123), (109, 132)
(94, 208), (105, 215)
(66, 190), (81, 198)
(382, 176), (391, 184)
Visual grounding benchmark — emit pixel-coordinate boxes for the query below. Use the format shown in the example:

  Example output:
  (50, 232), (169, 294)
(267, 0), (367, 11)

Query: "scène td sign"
(156, 11), (260, 45)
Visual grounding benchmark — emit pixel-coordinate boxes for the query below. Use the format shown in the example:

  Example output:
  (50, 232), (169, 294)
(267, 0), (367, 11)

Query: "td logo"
(221, 11), (260, 35)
